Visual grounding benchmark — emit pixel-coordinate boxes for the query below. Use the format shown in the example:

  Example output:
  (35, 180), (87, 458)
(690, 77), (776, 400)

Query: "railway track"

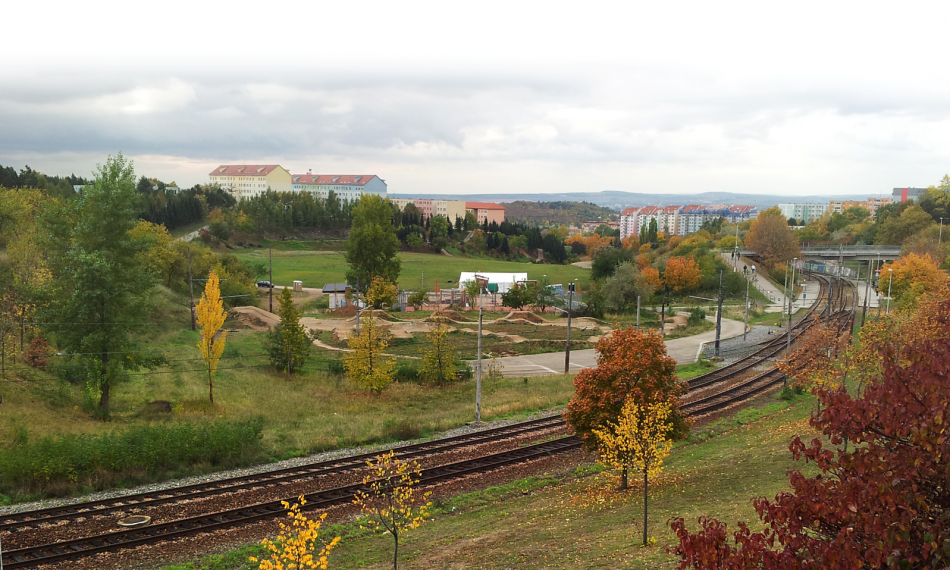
(0, 272), (859, 569)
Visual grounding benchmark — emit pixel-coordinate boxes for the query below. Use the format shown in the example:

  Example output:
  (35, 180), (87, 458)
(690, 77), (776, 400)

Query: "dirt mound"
(425, 310), (472, 323)
(330, 305), (358, 317)
(361, 309), (404, 321)
(505, 310), (545, 324)
(231, 306), (279, 330)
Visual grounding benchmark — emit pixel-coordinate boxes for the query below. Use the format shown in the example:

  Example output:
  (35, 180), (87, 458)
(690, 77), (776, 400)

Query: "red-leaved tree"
(671, 299), (950, 570)
(564, 328), (689, 455)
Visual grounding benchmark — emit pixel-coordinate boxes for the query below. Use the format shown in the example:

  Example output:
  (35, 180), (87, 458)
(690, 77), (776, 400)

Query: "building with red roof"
(291, 173), (387, 201)
(466, 202), (506, 225)
(209, 165), (293, 199)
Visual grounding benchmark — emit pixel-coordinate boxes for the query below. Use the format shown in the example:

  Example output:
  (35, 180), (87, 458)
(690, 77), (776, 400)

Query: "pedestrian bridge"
(740, 245), (901, 262)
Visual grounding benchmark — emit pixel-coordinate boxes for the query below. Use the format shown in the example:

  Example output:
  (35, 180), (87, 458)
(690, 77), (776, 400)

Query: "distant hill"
(503, 200), (618, 225)
(391, 190), (874, 211)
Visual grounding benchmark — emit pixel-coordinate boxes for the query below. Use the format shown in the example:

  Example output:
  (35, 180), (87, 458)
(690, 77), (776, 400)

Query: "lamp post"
(743, 265), (755, 342)
(886, 268), (893, 316)
(786, 258), (797, 353)
(733, 223), (740, 270)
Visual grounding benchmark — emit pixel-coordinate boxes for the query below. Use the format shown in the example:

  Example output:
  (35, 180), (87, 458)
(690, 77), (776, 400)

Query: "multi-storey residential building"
(392, 198), (467, 224)
(662, 205), (680, 235)
(466, 202), (506, 225)
(678, 205), (708, 235)
(893, 187), (927, 202)
(209, 165), (293, 199)
(865, 197), (892, 217)
(829, 200), (865, 214)
(726, 205), (758, 223)
(778, 203), (828, 223)
(291, 173), (387, 201)
(635, 206), (663, 236)
(620, 207), (641, 239)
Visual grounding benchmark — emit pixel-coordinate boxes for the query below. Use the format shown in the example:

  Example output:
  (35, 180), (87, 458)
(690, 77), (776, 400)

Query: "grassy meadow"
(159, 392), (819, 570)
(232, 248), (591, 290)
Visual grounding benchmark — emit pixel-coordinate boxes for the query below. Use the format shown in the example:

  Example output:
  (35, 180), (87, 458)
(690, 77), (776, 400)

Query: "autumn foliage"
(196, 270), (227, 403)
(671, 298), (950, 570)
(745, 206), (801, 269)
(564, 328), (688, 451)
(664, 255), (702, 292)
(776, 324), (842, 390)
(878, 252), (950, 311)
(250, 496), (340, 570)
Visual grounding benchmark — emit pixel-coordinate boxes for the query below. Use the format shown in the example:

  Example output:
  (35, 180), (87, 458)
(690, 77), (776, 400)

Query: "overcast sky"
(3, 1), (948, 196)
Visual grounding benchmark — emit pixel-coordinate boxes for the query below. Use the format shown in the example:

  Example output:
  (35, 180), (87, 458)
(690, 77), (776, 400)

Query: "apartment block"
(466, 202), (506, 225)
(778, 203), (828, 223)
(291, 173), (387, 201)
(209, 165), (293, 199)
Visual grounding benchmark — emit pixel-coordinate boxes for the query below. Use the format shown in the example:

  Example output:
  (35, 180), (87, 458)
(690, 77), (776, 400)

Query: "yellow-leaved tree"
(420, 316), (457, 385)
(354, 451), (432, 570)
(250, 496), (340, 570)
(196, 270), (227, 403)
(593, 398), (674, 546)
(366, 276), (399, 310)
(343, 316), (395, 394)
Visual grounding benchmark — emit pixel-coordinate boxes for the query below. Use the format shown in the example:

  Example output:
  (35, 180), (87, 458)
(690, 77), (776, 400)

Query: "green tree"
(501, 283), (533, 310)
(429, 215), (450, 239)
(343, 317), (395, 394)
(745, 206), (801, 268)
(345, 195), (401, 288)
(266, 287), (314, 374)
(531, 275), (560, 313)
(407, 288), (428, 310)
(420, 317), (457, 385)
(366, 276), (399, 309)
(601, 262), (656, 313)
(875, 204), (934, 245)
(40, 154), (163, 417)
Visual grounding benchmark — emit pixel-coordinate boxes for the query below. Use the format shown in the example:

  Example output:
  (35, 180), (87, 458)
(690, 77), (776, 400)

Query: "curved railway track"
(0, 272), (859, 569)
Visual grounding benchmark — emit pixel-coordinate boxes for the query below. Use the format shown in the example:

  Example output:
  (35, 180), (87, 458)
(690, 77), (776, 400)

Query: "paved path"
(479, 317), (747, 377)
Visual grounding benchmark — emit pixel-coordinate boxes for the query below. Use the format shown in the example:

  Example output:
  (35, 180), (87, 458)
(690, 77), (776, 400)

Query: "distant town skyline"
(3, 1), (949, 196)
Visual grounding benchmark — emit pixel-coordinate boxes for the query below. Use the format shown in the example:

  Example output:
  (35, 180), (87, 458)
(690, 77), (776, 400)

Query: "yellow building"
(209, 165), (293, 200)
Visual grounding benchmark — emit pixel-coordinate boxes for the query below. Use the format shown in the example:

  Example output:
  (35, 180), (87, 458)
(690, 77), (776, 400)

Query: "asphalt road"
(478, 317), (746, 377)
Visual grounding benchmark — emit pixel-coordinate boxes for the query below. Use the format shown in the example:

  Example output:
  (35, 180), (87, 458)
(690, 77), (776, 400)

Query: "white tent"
(457, 272), (529, 294)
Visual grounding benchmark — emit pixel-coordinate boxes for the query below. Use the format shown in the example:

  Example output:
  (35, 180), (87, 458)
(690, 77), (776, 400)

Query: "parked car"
(256, 281), (275, 288)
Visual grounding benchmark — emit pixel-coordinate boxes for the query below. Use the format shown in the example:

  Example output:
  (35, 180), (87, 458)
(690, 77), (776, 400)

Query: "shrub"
(395, 361), (422, 383)
(0, 418), (265, 497)
(687, 308), (707, 326)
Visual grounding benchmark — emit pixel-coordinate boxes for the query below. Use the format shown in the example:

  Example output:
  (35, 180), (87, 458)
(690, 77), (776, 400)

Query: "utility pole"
(743, 265), (755, 342)
(782, 262), (790, 329)
(188, 246), (196, 331)
(355, 278), (361, 335)
(564, 282), (574, 374)
(636, 295), (641, 329)
(733, 223), (740, 270)
(714, 270), (723, 357)
(886, 269), (893, 315)
(660, 287), (667, 336)
(862, 259), (871, 325)
(941, 218), (945, 244)
(475, 280), (483, 423)
(268, 247), (274, 313)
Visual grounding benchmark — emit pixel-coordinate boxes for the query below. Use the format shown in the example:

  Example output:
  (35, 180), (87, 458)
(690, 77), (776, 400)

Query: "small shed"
(293, 280), (303, 292)
(322, 283), (350, 309)
(457, 272), (528, 294)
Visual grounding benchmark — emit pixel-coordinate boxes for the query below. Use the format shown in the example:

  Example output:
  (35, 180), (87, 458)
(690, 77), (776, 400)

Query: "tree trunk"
(98, 352), (110, 415)
(393, 531), (399, 570)
(643, 469), (649, 546)
(618, 466), (628, 491)
(209, 367), (214, 404)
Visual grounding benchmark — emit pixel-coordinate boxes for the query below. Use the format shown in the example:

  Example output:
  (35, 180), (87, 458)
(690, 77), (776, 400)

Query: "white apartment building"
(392, 198), (467, 224)
(778, 203), (828, 223)
(636, 206), (663, 236)
(662, 205), (680, 236)
(209, 165), (293, 199)
(292, 174), (387, 201)
(620, 207), (641, 239)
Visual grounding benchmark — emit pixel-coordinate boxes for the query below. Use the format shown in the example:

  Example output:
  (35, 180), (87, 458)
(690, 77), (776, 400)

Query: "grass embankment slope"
(233, 247), (590, 290)
(162, 393), (818, 570)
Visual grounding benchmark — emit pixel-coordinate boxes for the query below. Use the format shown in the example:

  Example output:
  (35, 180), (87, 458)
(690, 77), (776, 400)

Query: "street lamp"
(787, 257), (797, 353)
(886, 268), (893, 316)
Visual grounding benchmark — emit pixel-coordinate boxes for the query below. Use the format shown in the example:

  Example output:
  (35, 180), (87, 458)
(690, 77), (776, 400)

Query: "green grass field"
(232, 249), (591, 290)
(159, 392), (819, 570)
